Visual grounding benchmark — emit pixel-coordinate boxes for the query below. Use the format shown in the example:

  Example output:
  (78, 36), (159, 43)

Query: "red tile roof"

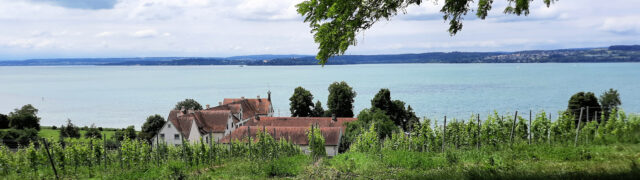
(245, 117), (357, 131)
(223, 98), (272, 115)
(219, 126), (343, 146)
(195, 110), (231, 133)
(167, 109), (233, 138)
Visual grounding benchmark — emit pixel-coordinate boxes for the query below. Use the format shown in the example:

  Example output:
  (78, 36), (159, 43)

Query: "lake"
(1, 63), (639, 128)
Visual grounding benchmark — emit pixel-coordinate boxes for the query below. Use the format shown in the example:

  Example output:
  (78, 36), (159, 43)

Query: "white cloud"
(0, 0), (638, 59)
(600, 16), (640, 35)
(96, 31), (114, 37)
(132, 29), (161, 38)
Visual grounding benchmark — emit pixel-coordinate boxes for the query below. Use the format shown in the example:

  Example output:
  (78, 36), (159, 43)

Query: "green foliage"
(0, 114), (8, 129)
(531, 111), (551, 143)
(296, 0), (554, 64)
(351, 123), (381, 153)
(289, 86), (315, 117)
(371, 88), (419, 132)
(60, 119), (81, 139)
(114, 126), (137, 141)
(600, 88), (622, 120)
(139, 114), (165, 142)
(0, 128), (39, 148)
(266, 155), (308, 177)
(327, 81), (357, 117)
(312, 100), (326, 117)
(568, 91), (600, 122)
(308, 126), (327, 159)
(84, 124), (102, 139)
(173, 98), (203, 111)
(8, 104), (40, 130)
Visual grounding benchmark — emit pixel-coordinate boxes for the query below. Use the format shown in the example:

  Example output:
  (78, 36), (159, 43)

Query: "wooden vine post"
(477, 114), (481, 149)
(529, 110), (532, 145)
(442, 116), (447, 153)
(510, 111), (518, 146)
(42, 138), (59, 180)
(574, 107), (584, 147)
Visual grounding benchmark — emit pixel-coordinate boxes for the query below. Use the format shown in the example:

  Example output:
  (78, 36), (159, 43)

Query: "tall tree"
(312, 100), (326, 117)
(405, 105), (420, 131)
(371, 88), (392, 112)
(289, 86), (315, 117)
(599, 88), (621, 120)
(371, 88), (418, 131)
(0, 113), (8, 129)
(297, 0), (556, 64)
(327, 81), (357, 117)
(8, 104), (40, 130)
(567, 92), (600, 122)
(139, 114), (166, 142)
(174, 99), (203, 111)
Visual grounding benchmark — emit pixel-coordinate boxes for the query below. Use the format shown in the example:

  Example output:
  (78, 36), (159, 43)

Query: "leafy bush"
(84, 124), (102, 139)
(59, 119), (81, 139)
(308, 126), (326, 159)
(266, 155), (308, 177)
(0, 128), (39, 148)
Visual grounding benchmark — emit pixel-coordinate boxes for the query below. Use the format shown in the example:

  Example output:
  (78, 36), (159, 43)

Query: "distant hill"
(1, 45), (639, 66)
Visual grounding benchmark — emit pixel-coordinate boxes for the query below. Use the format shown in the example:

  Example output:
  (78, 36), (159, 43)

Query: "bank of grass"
(38, 126), (117, 140)
(297, 143), (640, 179)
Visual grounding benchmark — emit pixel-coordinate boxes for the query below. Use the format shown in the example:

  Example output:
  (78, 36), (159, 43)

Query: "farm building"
(152, 94), (274, 146)
(219, 126), (345, 156)
(220, 116), (357, 156)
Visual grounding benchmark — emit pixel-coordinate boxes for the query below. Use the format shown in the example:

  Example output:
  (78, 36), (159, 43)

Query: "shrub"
(60, 119), (80, 139)
(84, 124), (102, 139)
(308, 126), (326, 159)
(266, 155), (308, 177)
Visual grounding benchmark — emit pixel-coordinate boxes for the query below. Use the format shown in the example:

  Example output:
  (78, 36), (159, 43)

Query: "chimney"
(331, 114), (337, 122)
(257, 95), (261, 102)
(206, 104), (210, 109)
(267, 90), (271, 102)
(241, 96), (245, 100)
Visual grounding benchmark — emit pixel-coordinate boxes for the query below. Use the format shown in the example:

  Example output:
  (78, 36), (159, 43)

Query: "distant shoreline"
(1, 45), (639, 66)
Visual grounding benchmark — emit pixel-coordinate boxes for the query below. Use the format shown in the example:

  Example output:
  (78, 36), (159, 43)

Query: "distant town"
(1, 45), (639, 66)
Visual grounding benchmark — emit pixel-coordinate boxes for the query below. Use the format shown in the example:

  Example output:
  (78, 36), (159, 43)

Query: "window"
(174, 134), (180, 140)
(160, 133), (165, 140)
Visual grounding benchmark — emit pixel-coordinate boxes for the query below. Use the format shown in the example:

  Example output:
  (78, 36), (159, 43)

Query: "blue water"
(0, 63), (638, 128)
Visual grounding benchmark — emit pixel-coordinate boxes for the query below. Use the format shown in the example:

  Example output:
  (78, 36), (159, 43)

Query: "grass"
(1, 143), (638, 179)
(299, 143), (640, 179)
(38, 126), (117, 140)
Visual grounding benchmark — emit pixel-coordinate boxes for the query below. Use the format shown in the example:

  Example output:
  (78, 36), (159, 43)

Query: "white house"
(152, 94), (274, 146)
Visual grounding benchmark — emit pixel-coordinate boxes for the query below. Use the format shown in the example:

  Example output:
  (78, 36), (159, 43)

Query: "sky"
(0, 0), (638, 60)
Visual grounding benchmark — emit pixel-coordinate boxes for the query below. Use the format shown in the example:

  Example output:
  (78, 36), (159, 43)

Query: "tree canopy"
(174, 99), (203, 111)
(8, 104), (40, 130)
(60, 119), (81, 139)
(371, 88), (419, 131)
(115, 126), (137, 141)
(139, 114), (166, 142)
(0, 113), (8, 129)
(289, 86), (315, 117)
(84, 124), (102, 139)
(567, 92), (600, 122)
(327, 81), (357, 117)
(296, 0), (556, 64)
(312, 100), (327, 117)
(599, 88), (621, 120)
